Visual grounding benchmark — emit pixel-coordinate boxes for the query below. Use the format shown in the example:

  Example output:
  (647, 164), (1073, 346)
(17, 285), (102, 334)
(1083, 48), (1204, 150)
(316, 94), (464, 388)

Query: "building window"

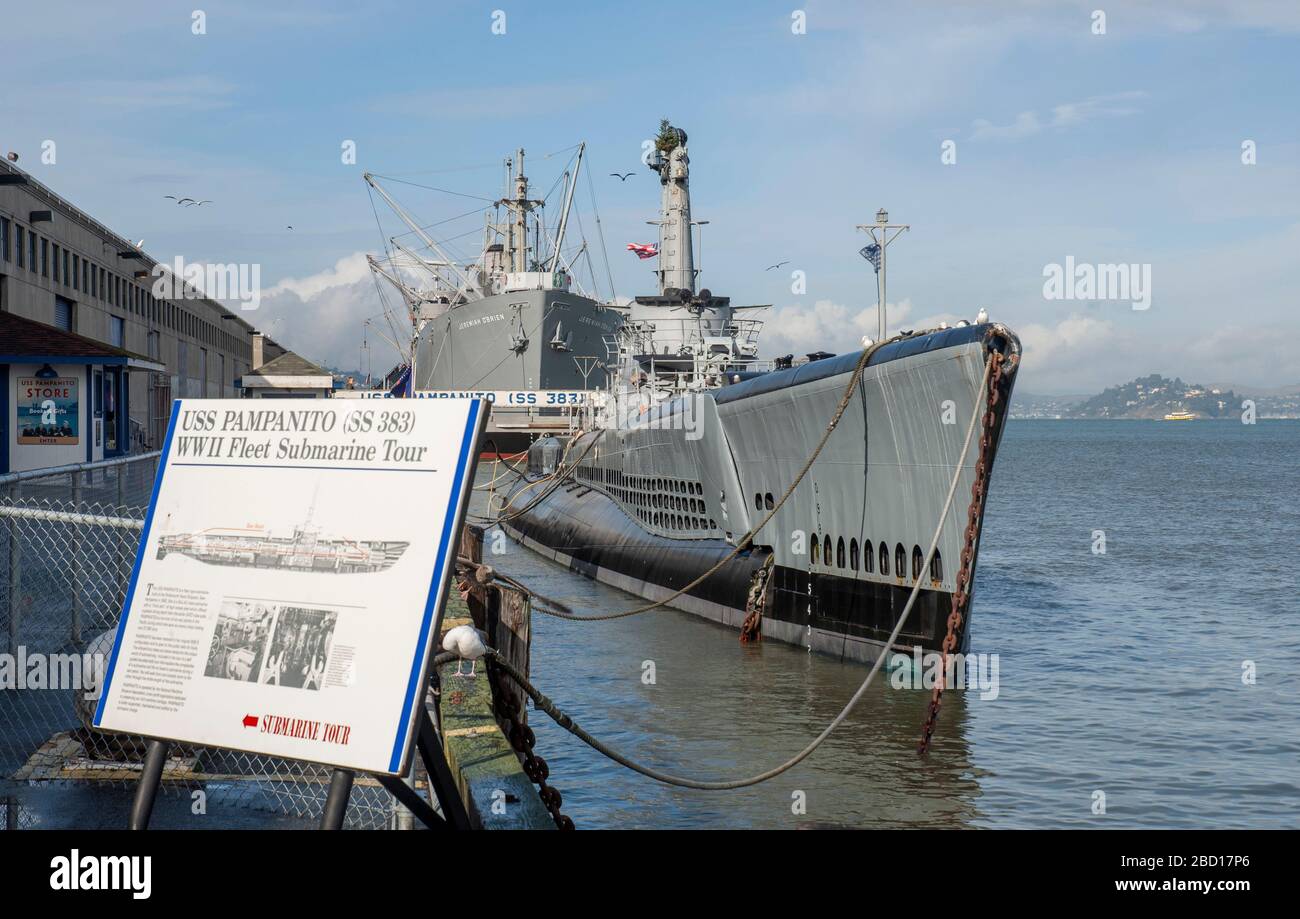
(100, 267), (106, 300)
(40, 238), (48, 277)
(71, 254), (79, 290)
(51, 244), (60, 283)
(109, 316), (125, 348)
(15, 226), (24, 268)
(0, 217), (8, 261)
(148, 330), (160, 361)
(63, 249), (69, 284)
(27, 229), (36, 271)
(54, 298), (73, 331)
(90, 263), (97, 298)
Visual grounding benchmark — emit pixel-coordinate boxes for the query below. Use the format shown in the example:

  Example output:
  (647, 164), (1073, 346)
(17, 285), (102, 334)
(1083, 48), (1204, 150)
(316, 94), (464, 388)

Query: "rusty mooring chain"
(917, 348), (1008, 755)
(491, 663), (575, 830)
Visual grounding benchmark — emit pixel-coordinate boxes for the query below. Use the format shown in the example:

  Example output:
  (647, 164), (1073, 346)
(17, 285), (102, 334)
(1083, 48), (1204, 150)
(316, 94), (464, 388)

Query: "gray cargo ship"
(499, 123), (1021, 666)
(365, 147), (623, 455)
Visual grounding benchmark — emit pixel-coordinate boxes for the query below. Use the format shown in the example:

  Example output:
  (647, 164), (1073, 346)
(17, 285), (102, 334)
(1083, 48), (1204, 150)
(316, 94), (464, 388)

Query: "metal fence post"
(7, 483), (20, 654)
(71, 470), (83, 644)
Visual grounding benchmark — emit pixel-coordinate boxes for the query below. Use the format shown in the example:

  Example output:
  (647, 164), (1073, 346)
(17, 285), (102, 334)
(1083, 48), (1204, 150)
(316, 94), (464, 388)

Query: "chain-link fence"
(1, 454), (404, 829)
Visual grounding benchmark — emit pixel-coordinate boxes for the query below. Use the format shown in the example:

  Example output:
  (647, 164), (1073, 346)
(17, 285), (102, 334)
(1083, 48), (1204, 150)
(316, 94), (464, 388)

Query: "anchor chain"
(917, 347), (1008, 755)
(491, 664), (575, 830)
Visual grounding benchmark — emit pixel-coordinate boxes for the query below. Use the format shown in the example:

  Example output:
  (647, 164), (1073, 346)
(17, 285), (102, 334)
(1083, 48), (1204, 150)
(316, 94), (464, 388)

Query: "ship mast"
(499, 148), (544, 274)
(857, 208), (909, 341)
(649, 122), (695, 294)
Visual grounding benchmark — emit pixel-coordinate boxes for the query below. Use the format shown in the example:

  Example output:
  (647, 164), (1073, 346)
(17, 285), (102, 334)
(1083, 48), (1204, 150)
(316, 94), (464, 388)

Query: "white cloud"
(254, 252), (408, 374)
(971, 92), (1147, 141)
(268, 252), (373, 300)
(970, 111), (1042, 141)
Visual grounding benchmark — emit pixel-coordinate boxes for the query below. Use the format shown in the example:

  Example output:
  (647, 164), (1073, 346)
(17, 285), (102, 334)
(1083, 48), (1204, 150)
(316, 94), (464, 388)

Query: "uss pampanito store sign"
(1, 311), (164, 474)
(94, 398), (488, 775)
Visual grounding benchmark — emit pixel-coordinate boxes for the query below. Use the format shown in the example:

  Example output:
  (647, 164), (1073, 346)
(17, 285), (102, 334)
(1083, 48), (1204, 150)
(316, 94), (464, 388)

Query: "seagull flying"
(442, 624), (489, 678)
(765, 260), (790, 271)
(610, 172), (634, 181)
(164, 196), (199, 206)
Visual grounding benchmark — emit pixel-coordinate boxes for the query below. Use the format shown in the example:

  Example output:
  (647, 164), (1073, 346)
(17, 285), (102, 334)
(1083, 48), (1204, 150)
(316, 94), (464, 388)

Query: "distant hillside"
(1066, 374), (1238, 419)
(1010, 392), (1087, 419)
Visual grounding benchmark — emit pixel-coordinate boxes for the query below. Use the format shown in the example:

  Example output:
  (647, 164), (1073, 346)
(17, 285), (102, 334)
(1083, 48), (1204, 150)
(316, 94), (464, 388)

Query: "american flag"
(626, 242), (659, 260)
(859, 242), (881, 271)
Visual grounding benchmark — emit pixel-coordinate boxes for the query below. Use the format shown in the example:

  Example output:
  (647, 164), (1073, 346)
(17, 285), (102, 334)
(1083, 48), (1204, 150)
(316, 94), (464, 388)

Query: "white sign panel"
(94, 398), (487, 775)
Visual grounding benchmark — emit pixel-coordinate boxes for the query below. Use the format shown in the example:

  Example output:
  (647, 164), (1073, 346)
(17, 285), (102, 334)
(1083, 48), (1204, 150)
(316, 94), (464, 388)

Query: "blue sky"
(3, 0), (1298, 392)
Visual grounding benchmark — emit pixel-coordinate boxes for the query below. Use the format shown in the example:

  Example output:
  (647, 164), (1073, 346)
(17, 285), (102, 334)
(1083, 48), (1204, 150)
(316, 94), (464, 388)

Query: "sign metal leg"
(320, 769), (354, 830)
(418, 711), (473, 830)
(129, 740), (169, 830)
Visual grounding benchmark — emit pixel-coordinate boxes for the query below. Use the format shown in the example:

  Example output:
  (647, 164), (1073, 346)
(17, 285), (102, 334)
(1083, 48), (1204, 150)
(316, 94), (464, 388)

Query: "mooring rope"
(463, 359), (991, 789)
(494, 336), (902, 621)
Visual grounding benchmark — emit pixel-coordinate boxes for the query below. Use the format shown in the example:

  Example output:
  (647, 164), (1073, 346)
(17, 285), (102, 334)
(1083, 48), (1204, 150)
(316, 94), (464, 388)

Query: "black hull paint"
(506, 478), (956, 655)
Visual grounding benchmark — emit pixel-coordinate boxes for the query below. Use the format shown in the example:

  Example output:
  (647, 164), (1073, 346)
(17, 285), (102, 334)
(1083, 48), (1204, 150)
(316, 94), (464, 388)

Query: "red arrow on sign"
(242, 714), (259, 728)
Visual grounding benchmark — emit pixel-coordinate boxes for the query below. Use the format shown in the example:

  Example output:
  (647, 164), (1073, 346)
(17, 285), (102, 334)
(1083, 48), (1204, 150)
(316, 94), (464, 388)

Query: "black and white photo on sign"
(204, 600), (337, 692)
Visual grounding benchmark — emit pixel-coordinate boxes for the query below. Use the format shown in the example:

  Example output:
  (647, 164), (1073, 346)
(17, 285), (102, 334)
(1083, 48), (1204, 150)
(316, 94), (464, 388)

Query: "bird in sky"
(195, 199), (213, 206)
(610, 172), (634, 181)
(766, 260), (790, 271)
(164, 195), (198, 206)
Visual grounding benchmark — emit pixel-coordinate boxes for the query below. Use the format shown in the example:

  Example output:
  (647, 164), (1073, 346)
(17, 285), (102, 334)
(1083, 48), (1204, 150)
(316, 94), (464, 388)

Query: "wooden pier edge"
(436, 524), (554, 830)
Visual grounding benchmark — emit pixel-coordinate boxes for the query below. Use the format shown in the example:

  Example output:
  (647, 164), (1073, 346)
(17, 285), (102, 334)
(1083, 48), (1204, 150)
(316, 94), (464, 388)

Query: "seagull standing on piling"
(442, 624), (489, 678)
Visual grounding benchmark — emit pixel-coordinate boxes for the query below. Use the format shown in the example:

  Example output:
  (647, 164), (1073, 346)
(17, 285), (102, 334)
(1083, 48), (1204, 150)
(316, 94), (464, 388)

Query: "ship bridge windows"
(764, 493), (774, 510)
(912, 545), (924, 580)
(929, 550), (943, 582)
(755, 493), (763, 510)
(895, 544), (906, 580)
(811, 534), (820, 565)
(850, 539), (860, 571)
(823, 535), (832, 565)
(879, 542), (889, 576)
(836, 537), (846, 569)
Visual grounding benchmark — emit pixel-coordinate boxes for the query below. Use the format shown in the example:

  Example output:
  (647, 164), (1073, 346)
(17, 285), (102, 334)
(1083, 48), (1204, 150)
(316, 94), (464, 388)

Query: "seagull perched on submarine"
(442, 624), (489, 678)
